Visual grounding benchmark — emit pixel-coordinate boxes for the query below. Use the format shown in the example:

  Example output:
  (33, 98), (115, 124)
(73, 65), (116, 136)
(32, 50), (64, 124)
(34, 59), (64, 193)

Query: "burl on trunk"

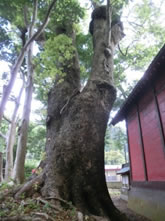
(42, 6), (125, 221)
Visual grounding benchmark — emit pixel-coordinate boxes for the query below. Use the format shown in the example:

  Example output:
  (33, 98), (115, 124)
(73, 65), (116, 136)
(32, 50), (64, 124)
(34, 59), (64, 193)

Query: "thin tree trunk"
(13, 1), (38, 184)
(5, 82), (24, 181)
(0, 152), (3, 182)
(0, 0), (57, 125)
(13, 55), (34, 184)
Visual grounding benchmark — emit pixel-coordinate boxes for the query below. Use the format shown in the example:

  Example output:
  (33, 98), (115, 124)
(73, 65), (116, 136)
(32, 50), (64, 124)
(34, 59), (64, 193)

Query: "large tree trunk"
(41, 6), (125, 221)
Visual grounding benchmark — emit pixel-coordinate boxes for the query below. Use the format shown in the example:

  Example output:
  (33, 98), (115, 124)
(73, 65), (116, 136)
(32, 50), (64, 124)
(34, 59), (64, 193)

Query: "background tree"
(113, 0), (165, 108)
(105, 150), (125, 165)
(104, 125), (127, 165)
(5, 79), (24, 181)
(0, 0), (57, 183)
(0, 0), (57, 125)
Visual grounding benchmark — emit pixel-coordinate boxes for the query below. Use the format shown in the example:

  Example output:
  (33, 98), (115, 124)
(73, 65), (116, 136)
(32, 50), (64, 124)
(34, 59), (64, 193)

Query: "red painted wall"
(156, 73), (165, 138)
(139, 89), (165, 181)
(127, 108), (146, 181)
(157, 89), (165, 136)
(155, 71), (165, 92)
(127, 73), (165, 182)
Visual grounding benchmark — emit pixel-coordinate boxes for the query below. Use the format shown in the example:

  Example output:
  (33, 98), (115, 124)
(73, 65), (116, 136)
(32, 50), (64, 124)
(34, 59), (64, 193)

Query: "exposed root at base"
(14, 173), (44, 199)
(0, 176), (132, 221)
(0, 192), (110, 221)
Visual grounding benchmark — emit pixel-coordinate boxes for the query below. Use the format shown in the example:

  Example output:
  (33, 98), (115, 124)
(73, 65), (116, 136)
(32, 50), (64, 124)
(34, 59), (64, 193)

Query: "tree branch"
(24, 5), (29, 28)
(28, 0), (38, 40)
(13, 0), (57, 76)
(128, 21), (143, 28)
(27, 0), (57, 45)
(31, 0), (38, 27)
(3, 115), (12, 124)
(118, 44), (128, 57)
(118, 84), (127, 100)
(118, 39), (138, 57)
(14, 173), (44, 199)
(0, 131), (7, 140)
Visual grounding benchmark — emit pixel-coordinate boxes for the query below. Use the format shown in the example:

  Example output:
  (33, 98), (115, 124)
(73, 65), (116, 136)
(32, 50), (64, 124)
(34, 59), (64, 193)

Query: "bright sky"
(0, 0), (165, 122)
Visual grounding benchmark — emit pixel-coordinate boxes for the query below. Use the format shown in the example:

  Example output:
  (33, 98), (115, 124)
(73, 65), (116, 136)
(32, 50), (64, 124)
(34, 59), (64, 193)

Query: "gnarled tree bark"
(40, 5), (125, 221)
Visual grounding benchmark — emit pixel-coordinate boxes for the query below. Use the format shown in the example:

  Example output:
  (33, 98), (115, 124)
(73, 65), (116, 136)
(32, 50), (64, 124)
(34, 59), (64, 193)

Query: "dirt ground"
(110, 189), (151, 221)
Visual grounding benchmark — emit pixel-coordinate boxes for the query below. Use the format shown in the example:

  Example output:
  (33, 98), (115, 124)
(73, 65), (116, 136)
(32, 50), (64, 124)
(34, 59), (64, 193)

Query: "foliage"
(27, 123), (46, 160)
(76, 33), (93, 81)
(0, 0), (29, 63)
(111, 0), (130, 19)
(105, 150), (125, 165)
(111, 0), (165, 109)
(35, 34), (76, 103)
(24, 159), (39, 179)
(33, 0), (85, 104)
(105, 125), (127, 152)
(105, 126), (127, 165)
(53, 0), (85, 26)
(41, 35), (75, 78)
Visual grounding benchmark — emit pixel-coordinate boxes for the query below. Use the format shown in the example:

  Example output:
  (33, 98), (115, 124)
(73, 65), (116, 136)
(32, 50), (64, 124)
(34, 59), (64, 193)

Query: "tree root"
(14, 172), (44, 199)
(91, 215), (109, 221)
(36, 197), (62, 211)
(33, 212), (55, 221)
(2, 216), (32, 221)
(45, 196), (74, 208)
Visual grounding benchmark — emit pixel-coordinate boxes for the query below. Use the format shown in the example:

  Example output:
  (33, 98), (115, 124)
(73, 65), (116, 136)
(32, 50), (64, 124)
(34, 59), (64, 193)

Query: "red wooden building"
(111, 45), (165, 221)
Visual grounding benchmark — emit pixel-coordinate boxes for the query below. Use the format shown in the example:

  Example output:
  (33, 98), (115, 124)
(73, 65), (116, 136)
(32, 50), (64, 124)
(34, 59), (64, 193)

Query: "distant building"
(117, 163), (130, 201)
(111, 45), (165, 221)
(105, 165), (122, 188)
